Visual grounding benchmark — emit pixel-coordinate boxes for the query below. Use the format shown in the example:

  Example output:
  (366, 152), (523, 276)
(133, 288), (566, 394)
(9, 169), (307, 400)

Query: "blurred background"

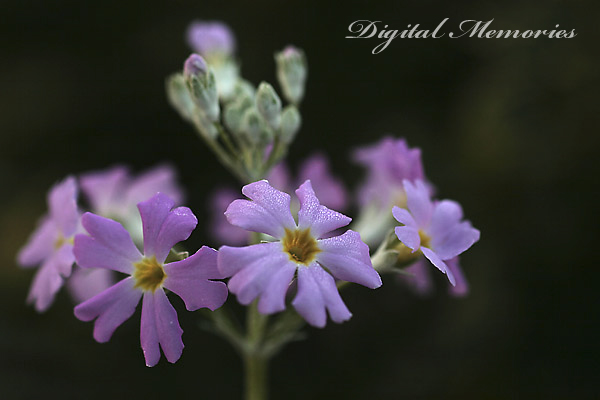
(1, 1), (597, 398)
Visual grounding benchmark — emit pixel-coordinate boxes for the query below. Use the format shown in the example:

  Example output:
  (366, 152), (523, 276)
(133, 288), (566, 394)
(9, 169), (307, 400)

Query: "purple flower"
(218, 180), (381, 328)
(186, 20), (236, 56)
(67, 267), (116, 304)
(354, 136), (426, 207)
(210, 153), (348, 246)
(17, 176), (80, 312)
(210, 187), (249, 246)
(400, 257), (469, 297)
(80, 164), (184, 243)
(73, 193), (227, 366)
(393, 180), (480, 286)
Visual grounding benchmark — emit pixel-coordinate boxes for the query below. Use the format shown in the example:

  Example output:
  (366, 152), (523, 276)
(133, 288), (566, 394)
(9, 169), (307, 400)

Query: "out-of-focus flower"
(80, 164), (184, 244)
(393, 180), (480, 286)
(66, 268), (116, 304)
(187, 20), (236, 57)
(352, 136), (428, 246)
(186, 20), (239, 99)
(73, 193), (227, 366)
(17, 177), (80, 312)
(354, 136), (426, 207)
(210, 153), (348, 246)
(218, 180), (381, 328)
(400, 257), (469, 297)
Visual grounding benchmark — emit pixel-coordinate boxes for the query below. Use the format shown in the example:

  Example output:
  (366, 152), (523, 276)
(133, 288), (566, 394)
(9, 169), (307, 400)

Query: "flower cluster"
(17, 20), (481, 372)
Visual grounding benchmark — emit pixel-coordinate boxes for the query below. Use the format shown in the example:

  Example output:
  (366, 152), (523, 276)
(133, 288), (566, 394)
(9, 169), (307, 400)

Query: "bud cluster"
(166, 21), (308, 183)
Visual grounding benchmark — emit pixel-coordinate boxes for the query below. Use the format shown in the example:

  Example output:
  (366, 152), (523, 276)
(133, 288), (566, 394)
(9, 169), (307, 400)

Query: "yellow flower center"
(418, 230), (431, 249)
(394, 230), (432, 265)
(133, 256), (166, 292)
(54, 234), (74, 250)
(282, 228), (321, 265)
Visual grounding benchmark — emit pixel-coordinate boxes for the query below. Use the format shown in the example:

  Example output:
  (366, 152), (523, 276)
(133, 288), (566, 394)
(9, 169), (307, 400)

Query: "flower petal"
(297, 154), (348, 211)
(74, 277), (142, 342)
(220, 243), (296, 308)
(401, 259), (434, 296)
(427, 200), (464, 240)
(138, 193), (197, 263)
(446, 257), (469, 297)
(292, 265), (352, 328)
(75, 213), (142, 274)
(163, 246), (228, 311)
(80, 165), (129, 216)
(26, 261), (64, 312)
(224, 180), (296, 239)
(17, 217), (56, 267)
(48, 176), (80, 236)
(140, 292), (160, 367)
(296, 180), (351, 238)
(125, 164), (184, 207)
(152, 289), (184, 364)
(257, 262), (296, 314)
(431, 221), (480, 260)
(394, 225), (421, 252)
(218, 241), (281, 277)
(392, 206), (417, 228)
(316, 230), (381, 289)
(403, 179), (433, 227)
(421, 247), (456, 286)
(67, 267), (115, 304)
(141, 290), (185, 366)
(210, 188), (249, 246)
(52, 242), (76, 277)
(267, 162), (292, 192)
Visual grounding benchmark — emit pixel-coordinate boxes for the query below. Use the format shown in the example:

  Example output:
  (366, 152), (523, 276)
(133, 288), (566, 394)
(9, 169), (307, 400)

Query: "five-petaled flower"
(218, 180), (382, 328)
(73, 193), (227, 366)
(17, 176), (80, 312)
(393, 180), (480, 286)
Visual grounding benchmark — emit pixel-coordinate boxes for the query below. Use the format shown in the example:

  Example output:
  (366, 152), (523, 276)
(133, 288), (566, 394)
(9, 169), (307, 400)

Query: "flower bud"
(183, 54), (220, 121)
(241, 107), (272, 145)
(275, 46), (307, 105)
(232, 79), (256, 100)
(223, 96), (252, 135)
(165, 73), (196, 123)
(280, 105), (301, 144)
(255, 82), (282, 129)
(184, 53), (208, 77)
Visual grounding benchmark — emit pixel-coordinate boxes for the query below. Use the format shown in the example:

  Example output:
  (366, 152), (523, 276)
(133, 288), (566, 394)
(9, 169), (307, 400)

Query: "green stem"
(244, 303), (269, 400)
(244, 351), (268, 400)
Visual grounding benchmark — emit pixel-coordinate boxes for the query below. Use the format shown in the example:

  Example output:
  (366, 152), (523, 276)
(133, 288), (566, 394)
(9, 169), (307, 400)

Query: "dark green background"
(1, 1), (597, 398)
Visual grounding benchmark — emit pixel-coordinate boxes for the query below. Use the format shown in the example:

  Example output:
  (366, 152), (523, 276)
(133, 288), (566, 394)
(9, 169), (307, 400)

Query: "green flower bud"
(223, 86), (255, 135)
(241, 107), (272, 145)
(183, 54), (220, 121)
(232, 79), (256, 100)
(255, 82), (282, 129)
(280, 105), (301, 144)
(275, 46), (307, 105)
(165, 73), (196, 123)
